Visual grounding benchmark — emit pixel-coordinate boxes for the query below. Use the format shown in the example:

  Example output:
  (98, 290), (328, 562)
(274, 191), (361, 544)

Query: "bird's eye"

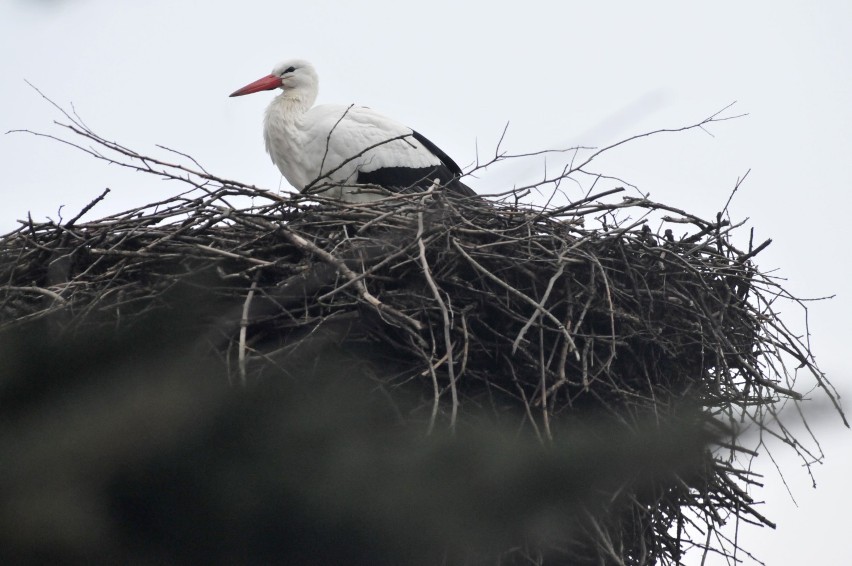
(283, 66), (296, 74)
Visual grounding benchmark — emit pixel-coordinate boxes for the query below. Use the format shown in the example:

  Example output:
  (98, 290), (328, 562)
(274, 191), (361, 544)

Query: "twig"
(195, 244), (275, 266)
(238, 274), (259, 386)
(513, 255), (566, 353)
(453, 238), (580, 361)
(416, 185), (458, 431)
(277, 223), (424, 335)
(65, 188), (111, 228)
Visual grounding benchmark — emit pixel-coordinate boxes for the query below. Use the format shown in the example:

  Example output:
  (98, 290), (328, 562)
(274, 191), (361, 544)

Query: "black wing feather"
(411, 130), (463, 176)
(355, 130), (476, 197)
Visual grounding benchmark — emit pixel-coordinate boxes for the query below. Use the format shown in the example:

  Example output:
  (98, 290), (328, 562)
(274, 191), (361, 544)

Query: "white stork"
(230, 59), (476, 203)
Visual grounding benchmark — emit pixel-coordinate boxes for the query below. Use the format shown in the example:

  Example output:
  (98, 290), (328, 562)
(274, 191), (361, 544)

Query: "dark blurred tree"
(0, 287), (711, 565)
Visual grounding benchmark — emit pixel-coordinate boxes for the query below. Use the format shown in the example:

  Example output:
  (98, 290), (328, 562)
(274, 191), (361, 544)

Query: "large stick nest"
(0, 106), (846, 565)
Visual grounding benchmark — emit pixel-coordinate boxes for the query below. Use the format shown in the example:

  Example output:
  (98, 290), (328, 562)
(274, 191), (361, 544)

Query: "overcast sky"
(2, 1), (850, 563)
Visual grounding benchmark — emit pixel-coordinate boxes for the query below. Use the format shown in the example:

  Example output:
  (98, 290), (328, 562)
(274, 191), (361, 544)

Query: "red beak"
(229, 74), (283, 97)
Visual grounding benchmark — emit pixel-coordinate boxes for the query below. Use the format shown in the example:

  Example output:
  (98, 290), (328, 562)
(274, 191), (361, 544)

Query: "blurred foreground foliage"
(0, 285), (712, 565)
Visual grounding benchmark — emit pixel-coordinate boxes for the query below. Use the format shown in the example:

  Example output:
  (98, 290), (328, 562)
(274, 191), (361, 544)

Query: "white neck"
(263, 88), (318, 190)
(271, 85), (317, 117)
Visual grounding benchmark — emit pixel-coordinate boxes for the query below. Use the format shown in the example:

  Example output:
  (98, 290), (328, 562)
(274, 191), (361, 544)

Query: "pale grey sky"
(2, 1), (850, 563)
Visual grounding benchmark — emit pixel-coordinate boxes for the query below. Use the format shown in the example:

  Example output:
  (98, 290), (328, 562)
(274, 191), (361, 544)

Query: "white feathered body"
(264, 101), (442, 194)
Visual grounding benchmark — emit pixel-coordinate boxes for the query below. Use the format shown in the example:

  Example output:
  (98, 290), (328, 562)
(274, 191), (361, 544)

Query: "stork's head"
(229, 59), (318, 102)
